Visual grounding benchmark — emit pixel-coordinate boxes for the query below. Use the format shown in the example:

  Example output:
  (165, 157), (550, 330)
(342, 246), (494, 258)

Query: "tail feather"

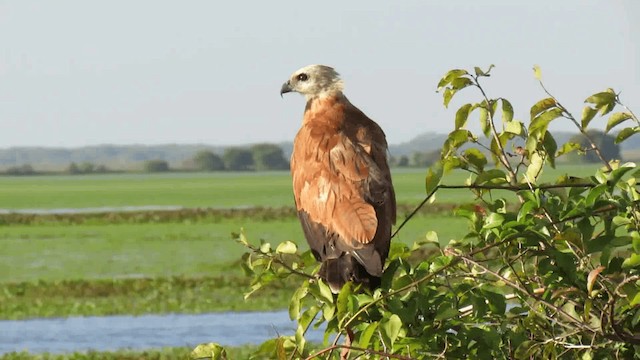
(319, 255), (380, 294)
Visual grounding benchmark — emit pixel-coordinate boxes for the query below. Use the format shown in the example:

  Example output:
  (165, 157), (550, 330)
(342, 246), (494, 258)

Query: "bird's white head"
(280, 64), (344, 100)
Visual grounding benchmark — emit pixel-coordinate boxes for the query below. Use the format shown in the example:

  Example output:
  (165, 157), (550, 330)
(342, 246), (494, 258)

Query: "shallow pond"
(0, 311), (323, 355)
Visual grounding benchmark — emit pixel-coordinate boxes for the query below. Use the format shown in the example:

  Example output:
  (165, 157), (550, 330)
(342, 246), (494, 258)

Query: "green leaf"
(479, 107), (491, 137)
(599, 101), (616, 116)
(606, 112), (633, 133)
(484, 213), (505, 229)
(443, 88), (454, 108)
(489, 132), (510, 166)
(240, 253), (254, 276)
(289, 284), (309, 320)
(474, 64), (494, 77)
(316, 280), (334, 304)
(298, 305), (319, 330)
(623, 254), (640, 268)
(425, 162), (443, 194)
(444, 129), (472, 154)
(518, 200), (538, 221)
(483, 290), (506, 314)
(523, 152), (544, 183)
(504, 121), (524, 136)
(295, 305), (319, 352)
(275, 241), (297, 254)
(322, 302), (335, 321)
(530, 98), (557, 119)
(475, 169), (507, 185)
(190, 343), (227, 360)
(585, 184), (607, 207)
(529, 108), (564, 136)
(556, 142), (581, 157)
(615, 126), (640, 144)
(381, 314), (402, 347)
(336, 282), (353, 322)
(501, 98), (514, 123)
(608, 162), (636, 188)
(357, 322), (378, 348)
(451, 76), (473, 90)
(581, 106), (598, 129)
(542, 131), (557, 168)
(437, 69), (469, 90)
(435, 305), (459, 321)
(533, 65), (542, 80)
(463, 148), (487, 171)
(585, 90), (616, 107)
(259, 241), (271, 253)
(455, 103), (474, 130)
(515, 340), (539, 358)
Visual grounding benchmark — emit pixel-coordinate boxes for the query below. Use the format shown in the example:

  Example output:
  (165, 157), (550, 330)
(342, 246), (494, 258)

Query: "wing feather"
(292, 95), (395, 258)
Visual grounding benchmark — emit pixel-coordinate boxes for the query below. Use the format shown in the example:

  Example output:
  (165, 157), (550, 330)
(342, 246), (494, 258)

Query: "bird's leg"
(340, 327), (354, 360)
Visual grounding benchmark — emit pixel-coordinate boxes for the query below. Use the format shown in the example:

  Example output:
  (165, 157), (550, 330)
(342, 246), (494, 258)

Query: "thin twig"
(616, 96), (640, 127)
(537, 79), (612, 171)
(341, 233), (522, 331)
(458, 253), (598, 334)
(305, 344), (417, 360)
(391, 182), (599, 239)
(392, 186), (438, 238)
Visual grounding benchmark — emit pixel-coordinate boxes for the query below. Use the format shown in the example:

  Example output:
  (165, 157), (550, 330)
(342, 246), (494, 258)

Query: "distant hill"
(0, 144), (226, 171)
(0, 131), (638, 171)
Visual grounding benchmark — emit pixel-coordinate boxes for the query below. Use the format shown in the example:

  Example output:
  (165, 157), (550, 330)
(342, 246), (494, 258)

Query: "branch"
(243, 242), (315, 280)
(536, 79), (612, 171)
(392, 186), (438, 238)
(473, 78), (518, 184)
(438, 183), (597, 191)
(457, 253), (598, 334)
(607, 275), (640, 345)
(616, 95), (640, 127)
(341, 233), (524, 331)
(392, 182), (599, 239)
(305, 344), (419, 360)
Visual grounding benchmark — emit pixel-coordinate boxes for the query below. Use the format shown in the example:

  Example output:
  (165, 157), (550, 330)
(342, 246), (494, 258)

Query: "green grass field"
(0, 165), (600, 322)
(0, 214), (468, 283)
(0, 166), (599, 210)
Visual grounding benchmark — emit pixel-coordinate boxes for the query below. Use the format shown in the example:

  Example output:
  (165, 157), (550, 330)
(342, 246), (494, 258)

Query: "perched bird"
(281, 65), (396, 293)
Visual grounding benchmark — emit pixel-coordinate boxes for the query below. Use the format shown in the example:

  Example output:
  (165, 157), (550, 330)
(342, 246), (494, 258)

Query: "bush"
(196, 66), (640, 359)
(143, 159), (170, 173)
(192, 150), (225, 171)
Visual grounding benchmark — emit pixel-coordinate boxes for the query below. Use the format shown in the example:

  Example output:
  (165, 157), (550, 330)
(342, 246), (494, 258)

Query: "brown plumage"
(281, 65), (396, 293)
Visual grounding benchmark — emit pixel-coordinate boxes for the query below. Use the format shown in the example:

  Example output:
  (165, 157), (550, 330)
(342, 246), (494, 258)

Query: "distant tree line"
(143, 143), (290, 173)
(0, 132), (625, 175)
(389, 150), (441, 168)
(67, 162), (109, 174)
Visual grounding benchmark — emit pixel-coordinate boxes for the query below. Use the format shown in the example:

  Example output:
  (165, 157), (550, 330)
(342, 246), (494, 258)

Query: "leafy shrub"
(197, 66), (640, 359)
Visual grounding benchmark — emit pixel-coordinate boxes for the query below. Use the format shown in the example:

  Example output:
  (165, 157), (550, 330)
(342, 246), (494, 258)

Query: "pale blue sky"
(0, 0), (637, 147)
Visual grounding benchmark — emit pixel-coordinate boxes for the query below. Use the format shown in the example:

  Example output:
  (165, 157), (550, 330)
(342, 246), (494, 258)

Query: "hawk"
(281, 65), (396, 293)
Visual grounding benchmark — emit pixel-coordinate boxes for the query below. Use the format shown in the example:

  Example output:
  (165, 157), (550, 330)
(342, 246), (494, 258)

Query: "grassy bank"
(0, 166), (598, 210)
(0, 215), (468, 284)
(1, 345), (258, 360)
(0, 275), (294, 320)
(0, 213), (468, 319)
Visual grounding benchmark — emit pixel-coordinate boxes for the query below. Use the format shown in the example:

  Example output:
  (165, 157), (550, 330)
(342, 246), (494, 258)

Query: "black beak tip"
(280, 81), (292, 98)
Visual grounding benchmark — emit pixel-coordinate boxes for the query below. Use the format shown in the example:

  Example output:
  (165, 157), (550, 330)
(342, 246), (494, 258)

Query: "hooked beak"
(280, 81), (292, 98)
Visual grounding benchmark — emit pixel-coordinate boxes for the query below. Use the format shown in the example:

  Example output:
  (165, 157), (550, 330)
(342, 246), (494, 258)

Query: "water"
(0, 311), (323, 355)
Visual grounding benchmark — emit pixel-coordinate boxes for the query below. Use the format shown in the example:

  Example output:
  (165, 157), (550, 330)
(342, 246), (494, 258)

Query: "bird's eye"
(297, 73), (308, 81)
